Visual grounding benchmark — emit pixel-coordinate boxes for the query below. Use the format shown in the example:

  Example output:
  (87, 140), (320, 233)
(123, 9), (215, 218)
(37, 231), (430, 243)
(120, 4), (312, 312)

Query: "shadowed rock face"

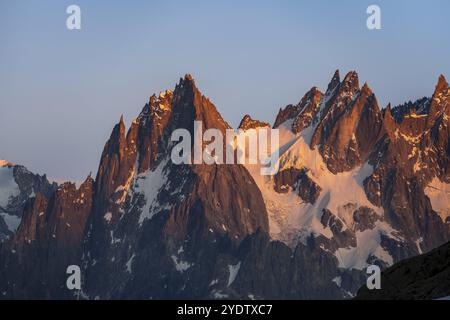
(0, 177), (93, 298)
(274, 168), (321, 204)
(0, 163), (57, 241)
(0, 72), (449, 300)
(80, 75), (270, 299)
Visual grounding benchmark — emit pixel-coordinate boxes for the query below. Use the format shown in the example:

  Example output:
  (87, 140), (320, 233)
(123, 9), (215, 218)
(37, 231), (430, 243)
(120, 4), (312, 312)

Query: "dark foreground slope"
(356, 240), (450, 299)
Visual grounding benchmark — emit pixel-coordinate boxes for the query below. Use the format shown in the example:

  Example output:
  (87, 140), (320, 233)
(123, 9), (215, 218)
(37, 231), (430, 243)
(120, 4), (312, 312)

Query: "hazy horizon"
(1, 0), (450, 182)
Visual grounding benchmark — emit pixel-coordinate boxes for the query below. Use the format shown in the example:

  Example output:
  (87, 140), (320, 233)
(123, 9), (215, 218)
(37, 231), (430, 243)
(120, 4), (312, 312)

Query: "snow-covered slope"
(243, 120), (400, 270)
(241, 70), (449, 272)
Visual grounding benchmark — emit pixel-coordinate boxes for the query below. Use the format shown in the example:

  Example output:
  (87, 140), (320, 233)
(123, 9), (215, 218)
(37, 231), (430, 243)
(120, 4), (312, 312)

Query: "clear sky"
(1, 0), (449, 182)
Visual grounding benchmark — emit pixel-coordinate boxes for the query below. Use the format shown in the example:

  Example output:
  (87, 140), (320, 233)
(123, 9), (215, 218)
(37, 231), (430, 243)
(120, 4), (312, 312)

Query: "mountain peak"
(169, 74), (231, 135)
(238, 114), (270, 130)
(427, 74), (450, 126)
(435, 74), (449, 95)
(383, 103), (396, 134)
(326, 69), (341, 94)
(342, 71), (359, 89)
(332, 69), (340, 78)
(361, 82), (373, 96)
(385, 103), (392, 113)
(177, 73), (196, 89)
(0, 159), (13, 167)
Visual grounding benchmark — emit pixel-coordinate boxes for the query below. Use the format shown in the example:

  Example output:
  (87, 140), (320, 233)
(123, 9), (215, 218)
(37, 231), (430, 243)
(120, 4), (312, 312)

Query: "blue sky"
(1, 0), (449, 181)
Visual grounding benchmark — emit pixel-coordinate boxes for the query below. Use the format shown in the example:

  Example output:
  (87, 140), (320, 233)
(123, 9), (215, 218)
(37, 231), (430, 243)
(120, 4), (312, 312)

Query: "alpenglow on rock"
(0, 71), (449, 299)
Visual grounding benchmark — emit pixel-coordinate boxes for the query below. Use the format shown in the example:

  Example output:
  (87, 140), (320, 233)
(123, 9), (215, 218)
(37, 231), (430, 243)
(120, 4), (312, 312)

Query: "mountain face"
(1, 72), (449, 299)
(0, 161), (56, 241)
(0, 177), (93, 298)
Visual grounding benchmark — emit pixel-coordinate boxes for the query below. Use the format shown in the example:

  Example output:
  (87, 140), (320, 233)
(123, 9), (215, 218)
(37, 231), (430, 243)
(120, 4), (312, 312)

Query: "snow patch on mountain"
(126, 253), (135, 273)
(0, 212), (21, 232)
(335, 220), (395, 270)
(332, 276), (342, 287)
(171, 255), (192, 273)
(135, 160), (169, 225)
(0, 166), (20, 209)
(227, 262), (241, 286)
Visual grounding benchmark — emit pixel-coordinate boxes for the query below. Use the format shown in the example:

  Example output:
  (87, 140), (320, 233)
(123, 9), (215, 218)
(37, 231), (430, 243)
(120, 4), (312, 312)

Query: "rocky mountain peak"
(0, 160), (13, 167)
(308, 70), (384, 172)
(326, 69), (340, 94)
(174, 74), (198, 96)
(170, 74), (230, 135)
(238, 114), (270, 130)
(382, 103), (396, 137)
(431, 74), (449, 108)
(341, 71), (360, 93)
(273, 104), (300, 128)
(273, 86), (323, 131)
(361, 82), (373, 96)
(427, 74), (450, 127)
(435, 74), (449, 95)
(184, 73), (194, 82)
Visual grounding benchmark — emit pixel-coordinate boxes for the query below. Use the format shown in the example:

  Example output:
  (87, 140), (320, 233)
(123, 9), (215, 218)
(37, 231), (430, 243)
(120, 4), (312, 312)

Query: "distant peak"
(333, 69), (340, 79)
(149, 93), (157, 104)
(238, 114), (270, 130)
(178, 74), (196, 88)
(0, 159), (13, 167)
(80, 174), (94, 188)
(342, 70), (359, 84)
(175, 73), (199, 95)
(361, 82), (373, 95)
(435, 74), (449, 94)
(326, 69), (341, 94)
(339, 71), (360, 94)
(383, 103), (394, 119)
